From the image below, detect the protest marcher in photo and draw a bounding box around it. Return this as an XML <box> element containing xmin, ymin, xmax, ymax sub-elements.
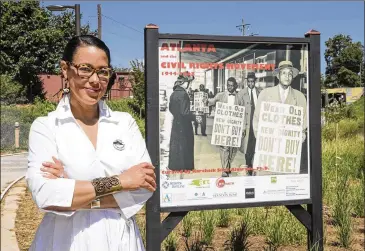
<box><xmin>168</xmin><ymin>74</ymin><xmax>196</xmax><ymax>176</ymax></box>
<box><xmin>208</xmin><ymin>91</ymin><xmax>214</xmax><ymax>115</ymax></box>
<box><xmin>206</xmin><ymin>77</ymin><xmax>246</xmax><ymax>177</ymax></box>
<box><xmin>193</xmin><ymin>84</ymin><xmax>208</xmax><ymax>136</ymax></box>
<box><xmin>238</xmin><ymin>72</ymin><xmax>261</xmax><ymax>175</ymax></box>
<box><xmin>26</xmin><ymin>35</ymin><xmax>156</xmax><ymax>251</ymax></box>
<box><xmin>253</xmin><ymin>60</ymin><xmax>307</xmax><ymax>174</ymax></box>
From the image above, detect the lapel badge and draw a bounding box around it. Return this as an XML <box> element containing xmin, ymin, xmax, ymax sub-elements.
<box><xmin>113</xmin><ymin>139</ymin><xmax>125</xmax><ymax>151</ymax></box>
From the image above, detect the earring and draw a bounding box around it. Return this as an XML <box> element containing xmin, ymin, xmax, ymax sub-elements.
<box><xmin>62</xmin><ymin>78</ymin><xmax>70</xmax><ymax>95</ymax></box>
<box><xmin>102</xmin><ymin>98</ymin><xmax>107</xmax><ymax>109</ymax></box>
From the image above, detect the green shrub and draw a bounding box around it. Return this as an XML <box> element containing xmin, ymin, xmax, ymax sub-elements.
<box><xmin>322</xmin><ymin>119</ymin><xmax>362</xmax><ymax>140</ymax></box>
<box><xmin>324</xmin><ymin>104</ymin><xmax>357</xmax><ymax>124</ymax></box>
<box><xmin>351</xmin><ymin>96</ymin><xmax>364</xmax><ymax>122</ymax></box>
<box><xmin>107</xmin><ymin>98</ymin><xmax>145</xmax><ymax>137</ymax></box>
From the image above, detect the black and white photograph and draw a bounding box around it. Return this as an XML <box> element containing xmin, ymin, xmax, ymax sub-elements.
<box><xmin>158</xmin><ymin>39</ymin><xmax>310</xmax><ymax>207</ymax></box>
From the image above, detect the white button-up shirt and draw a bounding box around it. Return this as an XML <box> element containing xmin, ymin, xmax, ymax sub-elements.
<box><xmin>248</xmin><ymin>87</ymin><xmax>258</xmax><ymax>106</ymax></box>
<box><xmin>279</xmin><ymin>85</ymin><xmax>290</xmax><ymax>103</ymax></box>
<box><xmin>227</xmin><ymin>91</ymin><xmax>236</xmax><ymax>105</ymax></box>
<box><xmin>26</xmin><ymin>95</ymin><xmax>152</xmax><ymax>251</ymax></box>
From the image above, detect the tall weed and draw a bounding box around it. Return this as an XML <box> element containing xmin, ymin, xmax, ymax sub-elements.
<box><xmin>182</xmin><ymin>212</ymin><xmax>194</xmax><ymax>239</ymax></box>
<box><xmin>199</xmin><ymin>211</ymin><xmax>215</xmax><ymax>245</ymax></box>
<box><xmin>223</xmin><ymin>219</ymin><xmax>252</xmax><ymax>251</ymax></box>
<box><xmin>265</xmin><ymin>207</ymin><xmax>286</xmax><ymax>248</ymax></box>
<box><xmin>350</xmin><ymin>174</ymin><xmax>365</xmax><ymax>217</ymax></box>
<box><xmin>163</xmin><ymin>231</ymin><xmax>179</xmax><ymax>251</ymax></box>
<box><xmin>216</xmin><ymin>209</ymin><xmax>230</xmax><ymax>227</ymax></box>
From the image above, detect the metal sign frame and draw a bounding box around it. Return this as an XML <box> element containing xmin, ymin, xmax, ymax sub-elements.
<box><xmin>144</xmin><ymin>24</ymin><xmax>322</xmax><ymax>251</ymax></box>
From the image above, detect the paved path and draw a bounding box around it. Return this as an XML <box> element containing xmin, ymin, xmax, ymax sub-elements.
<box><xmin>1</xmin><ymin>153</ymin><xmax>28</xmax><ymax>192</ymax></box>
<box><xmin>1</xmin><ymin>179</ymin><xmax>26</xmax><ymax>251</ymax></box>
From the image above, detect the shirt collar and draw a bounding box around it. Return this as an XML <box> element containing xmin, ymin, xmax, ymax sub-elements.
<box><xmin>226</xmin><ymin>91</ymin><xmax>237</xmax><ymax>95</ymax></box>
<box><xmin>55</xmin><ymin>94</ymin><xmax>115</xmax><ymax>121</ymax></box>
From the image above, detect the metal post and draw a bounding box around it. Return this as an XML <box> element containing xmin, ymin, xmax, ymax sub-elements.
<box><xmin>144</xmin><ymin>23</ymin><xmax>161</xmax><ymax>251</ymax></box>
<box><xmin>75</xmin><ymin>4</ymin><xmax>81</xmax><ymax>36</ymax></box>
<box><xmin>305</xmin><ymin>29</ymin><xmax>323</xmax><ymax>251</ymax></box>
<box><xmin>97</xmin><ymin>4</ymin><xmax>102</xmax><ymax>39</ymax></box>
<box><xmin>14</xmin><ymin>122</ymin><xmax>20</xmax><ymax>149</ymax></box>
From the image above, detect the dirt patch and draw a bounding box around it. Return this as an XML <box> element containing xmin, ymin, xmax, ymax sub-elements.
<box><xmin>15</xmin><ymin>187</ymin><xmax>45</xmax><ymax>251</ymax></box>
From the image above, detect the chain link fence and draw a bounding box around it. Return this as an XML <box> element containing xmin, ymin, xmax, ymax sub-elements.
<box><xmin>1</xmin><ymin>106</ymin><xmax>32</xmax><ymax>150</ymax></box>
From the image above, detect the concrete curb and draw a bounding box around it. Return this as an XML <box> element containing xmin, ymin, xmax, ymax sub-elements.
<box><xmin>1</xmin><ymin>178</ymin><xmax>26</xmax><ymax>251</ymax></box>
<box><xmin>1</xmin><ymin>176</ymin><xmax>25</xmax><ymax>201</ymax></box>
<box><xmin>0</xmin><ymin>152</ymin><xmax>28</xmax><ymax>157</ymax></box>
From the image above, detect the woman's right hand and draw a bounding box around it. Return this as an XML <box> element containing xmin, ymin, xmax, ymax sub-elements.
<box><xmin>118</xmin><ymin>162</ymin><xmax>156</xmax><ymax>192</ymax></box>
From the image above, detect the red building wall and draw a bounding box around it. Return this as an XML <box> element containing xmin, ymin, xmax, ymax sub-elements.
<box><xmin>39</xmin><ymin>71</ymin><xmax>133</xmax><ymax>102</ymax></box>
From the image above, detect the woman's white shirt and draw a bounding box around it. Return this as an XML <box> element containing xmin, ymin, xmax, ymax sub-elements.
<box><xmin>26</xmin><ymin>95</ymin><xmax>152</xmax><ymax>251</ymax></box>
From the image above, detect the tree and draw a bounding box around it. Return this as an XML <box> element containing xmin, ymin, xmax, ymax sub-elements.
<box><xmin>324</xmin><ymin>34</ymin><xmax>363</xmax><ymax>88</ymax></box>
<box><xmin>0</xmin><ymin>2</ymin><xmax>96</xmax><ymax>103</ymax></box>
<box><xmin>129</xmin><ymin>60</ymin><xmax>145</xmax><ymax>118</ymax></box>
<box><xmin>113</xmin><ymin>66</ymin><xmax>130</xmax><ymax>72</ymax></box>
<box><xmin>0</xmin><ymin>75</ymin><xmax>27</xmax><ymax>105</ymax></box>
<box><xmin>320</xmin><ymin>73</ymin><xmax>325</xmax><ymax>89</ymax></box>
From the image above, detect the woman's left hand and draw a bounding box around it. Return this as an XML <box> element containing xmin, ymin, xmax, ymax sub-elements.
<box><xmin>41</xmin><ymin>156</ymin><xmax>68</xmax><ymax>179</ymax></box>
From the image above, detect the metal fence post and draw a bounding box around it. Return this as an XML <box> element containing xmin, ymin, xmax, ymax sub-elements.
<box><xmin>14</xmin><ymin>122</ymin><xmax>20</xmax><ymax>148</ymax></box>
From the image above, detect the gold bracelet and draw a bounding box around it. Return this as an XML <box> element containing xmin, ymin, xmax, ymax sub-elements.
<box><xmin>91</xmin><ymin>175</ymin><xmax>123</xmax><ymax>199</ymax></box>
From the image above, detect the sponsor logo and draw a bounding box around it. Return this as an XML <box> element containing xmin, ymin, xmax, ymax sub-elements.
<box><xmin>271</xmin><ymin>177</ymin><xmax>277</xmax><ymax>184</ymax></box>
<box><xmin>215</xmin><ymin>178</ymin><xmax>234</xmax><ymax>188</ymax></box>
<box><xmin>245</xmin><ymin>188</ymin><xmax>255</xmax><ymax>199</ymax></box>
<box><xmin>189</xmin><ymin>179</ymin><xmax>210</xmax><ymax>188</ymax></box>
<box><xmin>188</xmin><ymin>191</ymin><xmax>211</xmax><ymax>200</ymax></box>
<box><xmin>213</xmin><ymin>191</ymin><xmax>237</xmax><ymax>198</ymax></box>
<box><xmin>162</xmin><ymin>181</ymin><xmax>185</xmax><ymax>189</ymax></box>
<box><xmin>263</xmin><ymin>189</ymin><xmax>285</xmax><ymax>195</ymax></box>
<box><xmin>162</xmin><ymin>181</ymin><xmax>169</xmax><ymax>189</ymax></box>
<box><xmin>162</xmin><ymin>193</ymin><xmax>172</xmax><ymax>203</ymax></box>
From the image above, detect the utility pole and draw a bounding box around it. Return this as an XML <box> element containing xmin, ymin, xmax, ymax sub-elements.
<box><xmin>97</xmin><ymin>4</ymin><xmax>102</xmax><ymax>39</ymax></box>
<box><xmin>75</xmin><ymin>4</ymin><xmax>81</xmax><ymax>36</ymax></box>
<box><xmin>236</xmin><ymin>18</ymin><xmax>250</xmax><ymax>36</ymax></box>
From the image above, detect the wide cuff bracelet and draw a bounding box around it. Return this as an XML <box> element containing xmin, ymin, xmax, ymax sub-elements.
<box><xmin>91</xmin><ymin>175</ymin><xmax>123</xmax><ymax>198</ymax></box>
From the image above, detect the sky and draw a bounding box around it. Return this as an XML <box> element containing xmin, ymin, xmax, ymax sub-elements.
<box><xmin>41</xmin><ymin>1</ymin><xmax>364</xmax><ymax>73</ymax></box>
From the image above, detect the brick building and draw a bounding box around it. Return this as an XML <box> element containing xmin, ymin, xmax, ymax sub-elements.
<box><xmin>39</xmin><ymin>71</ymin><xmax>133</xmax><ymax>102</ymax></box>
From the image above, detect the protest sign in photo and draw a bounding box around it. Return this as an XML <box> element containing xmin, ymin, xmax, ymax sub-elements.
<box><xmin>253</xmin><ymin>102</ymin><xmax>304</xmax><ymax>173</ymax></box>
<box><xmin>211</xmin><ymin>102</ymin><xmax>245</xmax><ymax>148</ymax></box>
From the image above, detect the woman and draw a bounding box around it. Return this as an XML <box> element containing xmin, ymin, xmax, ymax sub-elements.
<box><xmin>26</xmin><ymin>35</ymin><xmax>156</xmax><ymax>251</ymax></box>
<box><xmin>168</xmin><ymin>75</ymin><xmax>195</xmax><ymax>175</ymax></box>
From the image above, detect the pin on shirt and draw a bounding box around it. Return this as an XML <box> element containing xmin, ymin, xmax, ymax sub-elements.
<box><xmin>113</xmin><ymin>139</ymin><xmax>125</xmax><ymax>151</ymax></box>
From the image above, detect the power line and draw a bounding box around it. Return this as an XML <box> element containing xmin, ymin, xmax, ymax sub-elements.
<box><xmin>101</xmin><ymin>14</ymin><xmax>143</xmax><ymax>35</ymax></box>
<box><xmin>236</xmin><ymin>18</ymin><xmax>251</xmax><ymax>36</ymax></box>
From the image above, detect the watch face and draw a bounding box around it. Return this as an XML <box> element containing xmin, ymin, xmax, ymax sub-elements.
<box><xmin>91</xmin><ymin>199</ymin><xmax>101</xmax><ymax>209</ymax></box>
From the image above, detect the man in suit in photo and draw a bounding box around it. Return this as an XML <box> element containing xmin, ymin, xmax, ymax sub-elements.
<box><xmin>206</xmin><ymin>77</ymin><xmax>247</xmax><ymax>177</ymax></box>
<box><xmin>193</xmin><ymin>84</ymin><xmax>208</xmax><ymax>136</ymax></box>
<box><xmin>252</xmin><ymin>60</ymin><xmax>307</xmax><ymax>174</ymax></box>
<box><xmin>238</xmin><ymin>72</ymin><xmax>261</xmax><ymax>176</ymax></box>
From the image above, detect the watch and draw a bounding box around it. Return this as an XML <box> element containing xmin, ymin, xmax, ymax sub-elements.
<box><xmin>91</xmin><ymin>198</ymin><xmax>101</xmax><ymax>209</ymax></box>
